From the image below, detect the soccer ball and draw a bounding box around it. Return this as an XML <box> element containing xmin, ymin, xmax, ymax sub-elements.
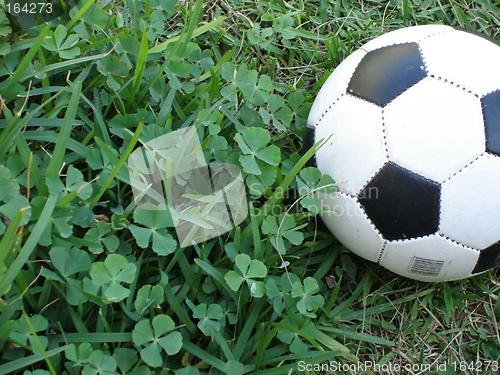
<box><xmin>306</xmin><ymin>25</ymin><xmax>500</xmax><ymax>282</ymax></box>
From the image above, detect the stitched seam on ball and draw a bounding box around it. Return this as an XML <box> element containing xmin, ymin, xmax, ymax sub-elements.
<box><xmin>441</xmin><ymin>151</ymin><xmax>486</xmax><ymax>184</ymax></box>
<box><xmin>381</xmin><ymin>108</ymin><xmax>390</xmax><ymax>161</ymax></box>
<box><xmin>313</xmin><ymin>93</ymin><xmax>346</xmax><ymax>128</ymax></box>
<box><xmin>388</xmin><ymin>160</ymin><xmax>440</xmax><ymax>185</ymax></box>
<box><xmin>348</xmin><ymin>76</ymin><xmax>427</xmax><ymax>107</ymax></box>
<box><xmin>417</xmin><ymin>31</ymin><xmax>483</xmax><ymax>99</ymax></box>
<box><xmin>480</xmin><ymin>90</ymin><xmax>500</xmax><ymax>157</ymax></box>
<box><xmin>356</xmin><ymin>160</ymin><xmax>386</xmax><ymax>198</ymax></box>
<box><xmin>427</xmin><ymin>74</ymin><xmax>480</xmax><ymax>98</ymax></box>
<box><xmin>355</xmin><ymin>159</ymin><xmax>389</xmax><ymax>198</ymax></box>
<box><xmin>416</xmin><ymin>27</ymin><xmax>454</xmax><ymax>44</ymax></box>
<box><xmin>325</xmin><ymin>189</ymin><xmax>385</xmax><ymax>241</ymax></box>
<box><xmin>355</xmin><ymin>193</ymin><xmax>386</xmax><ymax>240</ymax></box>
<box><xmin>481</xmin><ymin>88</ymin><xmax>500</xmax><ymax>99</ymax></box>
<box><xmin>436</xmin><ymin>232</ymin><xmax>481</xmax><ymax>252</ymax></box>
<box><xmin>336</xmin><ymin>183</ymin><xmax>354</xmax><ymax>198</ymax></box>
<box><xmin>353</xmin><ymin>111</ymin><xmax>389</xmax><ymax>196</ymax></box>
<box><xmin>376</xmin><ymin>241</ymin><xmax>388</xmax><ymax>264</ymax></box>
<box><xmin>418</xmin><ymin>27</ymin><xmax>454</xmax><ymax>75</ymax></box>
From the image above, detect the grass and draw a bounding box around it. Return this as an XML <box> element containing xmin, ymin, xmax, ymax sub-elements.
<box><xmin>0</xmin><ymin>0</ymin><xmax>499</xmax><ymax>374</ymax></box>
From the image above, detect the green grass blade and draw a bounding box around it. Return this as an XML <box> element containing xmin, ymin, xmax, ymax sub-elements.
<box><xmin>91</xmin><ymin>118</ymin><xmax>144</xmax><ymax>204</ymax></box>
<box><xmin>23</xmin><ymin>130</ymin><xmax>89</xmax><ymax>158</ymax></box>
<box><xmin>19</xmin><ymin>52</ymin><xmax>110</xmax><ymax>83</ymax></box>
<box><xmin>320</xmin><ymin>326</ymin><xmax>395</xmax><ymax>346</ymax></box>
<box><xmin>163</xmin><ymin>285</ymin><xmax>198</xmax><ymax>334</ymax></box>
<box><xmin>64</xmin><ymin>0</ymin><xmax>96</xmax><ymax>31</ymax></box>
<box><xmin>0</xmin><ymin>320</ymin><xmax>15</xmax><ymax>352</ymax></box>
<box><xmin>22</xmin><ymin>312</ymin><xmax>57</xmax><ymax>375</ymax></box>
<box><xmin>42</xmin><ymin>81</ymin><xmax>82</xmax><ymax>195</ymax></box>
<box><xmin>0</xmin><ymin>209</ymin><xmax>25</xmax><ymax>271</ymax></box>
<box><xmin>339</xmin><ymin>288</ymin><xmax>433</xmax><ymax>321</ymax></box>
<box><xmin>0</xmin><ymin>87</ymin><xmax>69</xmax><ymax>162</ymax></box>
<box><xmin>182</xmin><ymin>341</ymin><xmax>226</xmax><ymax>372</ymax></box>
<box><xmin>14</xmin><ymin>133</ymin><xmax>44</xmax><ymax>192</ymax></box>
<box><xmin>0</xmin><ymin>345</ymin><xmax>68</xmax><ymax>375</ymax></box>
<box><xmin>0</xmin><ymin>24</ymin><xmax>51</xmax><ymax>103</ymax></box>
<box><xmin>148</xmin><ymin>17</ymin><xmax>226</xmax><ymax>54</ymax></box>
<box><xmin>128</xmin><ymin>29</ymin><xmax>149</xmax><ymax>109</ymax></box>
<box><xmin>233</xmin><ymin>298</ymin><xmax>266</xmax><ymax>361</ymax></box>
<box><xmin>55</xmin><ymin>332</ymin><xmax>132</xmax><ymax>343</ymax></box>
<box><xmin>0</xmin><ymin>194</ymin><xmax>57</xmax><ymax>297</ymax></box>
<box><xmin>79</xmin><ymin>91</ymin><xmax>112</xmax><ymax>146</ymax></box>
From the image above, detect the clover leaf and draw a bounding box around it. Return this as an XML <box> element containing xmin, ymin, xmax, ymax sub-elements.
<box><xmin>296</xmin><ymin>167</ymin><xmax>337</xmax><ymax>213</ymax></box>
<box><xmin>265</xmin><ymin>273</ymin><xmax>300</xmax><ymax>314</ymax></box>
<box><xmin>225</xmin><ymin>254</ymin><xmax>267</xmax><ymax>298</ymax></box>
<box><xmin>66</xmin><ymin>165</ymin><xmax>93</xmax><ymax>200</ymax></box>
<box><xmin>23</xmin><ymin>370</ymin><xmax>51</xmax><ymax>375</ymax></box>
<box><xmin>262</xmin><ymin>214</ymin><xmax>306</xmax><ymax>254</ymax></box>
<box><xmin>219</xmin><ymin>299</ymin><xmax>238</xmax><ymax>327</ymax></box>
<box><xmin>45</xmin><ymin>166</ymin><xmax>93</xmax><ymax>201</ymax></box>
<box><xmin>225</xmin><ymin>360</ymin><xmax>245</xmax><ymax>375</ymax></box>
<box><xmin>134</xmin><ymin>284</ymin><xmax>164</xmax><ymax>315</ymax></box>
<box><xmin>49</xmin><ymin>246</ymin><xmax>91</xmax><ymax>278</ymax></box>
<box><xmin>129</xmin><ymin>207</ymin><xmax>177</xmax><ymax>256</ymax></box>
<box><xmin>291</xmin><ymin>277</ymin><xmax>325</xmax><ymax>318</ymax></box>
<box><xmin>84</xmin><ymin>222</ymin><xmax>119</xmax><ymax>254</ymax></box>
<box><xmin>82</xmin><ymin>350</ymin><xmax>118</xmax><ymax>375</ymax></box>
<box><xmin>42</xmin><ymin>25</ymin><xmax>80</xmax><ymax>59</ymax></box>
<box><xmin>287</xmin><ymin>91</ymin><xmax>311</xmax><ymax>130</ymax></box>
<box><xmin>276</xmin><ymin>315</ymin><xmax>311</xmax><ymax>354</ymax></box>
<box><xmin>277</xmin><ymin>326</ymin><xmax>308</xmax><ymax>354</ymax></box>
<box><xmin>259</xmin><ymin>94</ymin><xmax>293</xmax><ymax>131</ymax></box>
<box><xmin>235</xmin><ymin>127</ymin><xmax>281</xmax><ymax>195</ymax></box>
<box><xmin>187</xmin><ymin>301</ymin><xmax>224</xmax><ymax>336</ymax></box>
<box><xmin>65</xmin><ymin>342</ymin><xmax>93</xmax><ymax>366</ymax></box>
<box><xmin>112</xmin><ymin>348</ymin><xmax>138</xmax><ymax>374</ymax></box>
<box><xmin>234</xmin><ymin>65</ymin><xmax>272</xmax><ymax>106</ymax></box>
<box><xmin>89</xmin><ymin>254</ymin><xmax>137</xmax><ymax>303</ymax></box>
<box><xmin>132</xmin><ymin>314</ymin><xmax>182</xmax><ymax>368</ymax></box>
<box><xmin>175</xmin><ymin>367</ymin><xmax>200</xmax><ymax>375</ymax></box>
<box><xmin>9</xmin><ymin>314</ymin><xmax>48</xmax><ymax>354</ymax></box>
<box><xmin>235</xmin><ymin>127</ymin><xmax>281</xmax><ymax>175</ymax></box>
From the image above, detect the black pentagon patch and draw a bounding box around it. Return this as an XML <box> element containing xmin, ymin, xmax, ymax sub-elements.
<box><xmin>481</xmin><ymin>90</ymin><xmax>500</xmax><ymax>156</ymax></box>
<box><xmin>472</xmin><ymin>241</ymin><xmax>500</xmax><ymax>274</ymax></box>
<box><xmin>303</xmin><ymin>126</ymin><xmax>317</xmax><ymax>167</ymax></box>
<box><xmin>359</xmin><ymin>162</ymin><xmax>440</xmax><ymax>241</ymax></box>
<box><xmin>347</xmin><ymin>43</ymin><xmax>427</xmax><ymax>107</ymax></box>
